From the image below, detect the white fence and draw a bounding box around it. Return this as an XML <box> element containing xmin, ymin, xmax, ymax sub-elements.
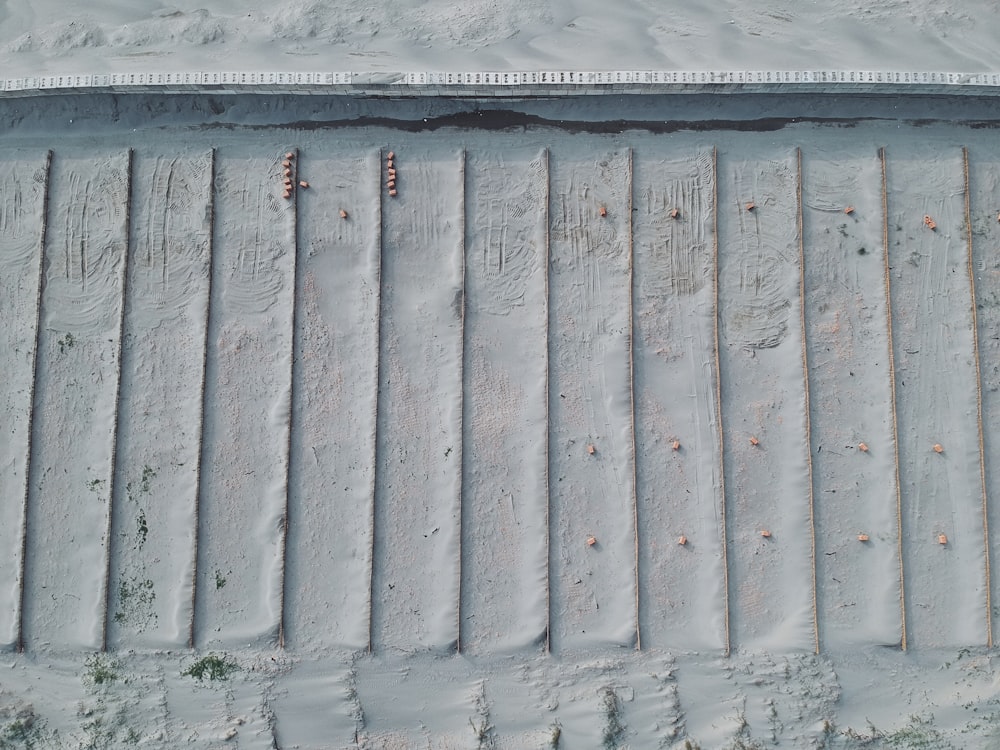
<box><xmin>2</xmin><ymin>70</ymin><xmax>1000</xmax><ymax>96</ymax></box>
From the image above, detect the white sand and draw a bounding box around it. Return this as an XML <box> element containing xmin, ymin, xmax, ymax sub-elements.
<box><xmin>3</xmin><ymin>2</ymin><xmax>1000</xmax><ymax>748</ymax></box>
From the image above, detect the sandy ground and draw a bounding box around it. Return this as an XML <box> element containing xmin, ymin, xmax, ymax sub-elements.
<box><xmin>1</xmin><ymin>0</ymin><xmax>1000</xmax><ymax>723</ymax></box>
<box><xmin>2</xmin><ymin>92</ymin><xmax>1000</xmax><ymax>747</ymax></box>
<box><xmin>3</xmin><ymin>0</ymin><xmax>1000</xmax><ymax>79</ymax></box>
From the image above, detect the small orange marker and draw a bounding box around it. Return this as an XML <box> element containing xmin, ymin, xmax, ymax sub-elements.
<box><xmin>858</xmin><ymin>442</ymin><xmax>869</xmax><ymax>452</ymax></box>
<box><xmin>678</xmin><ymin>535</ymin><xmax>687</xmax><ymax>546</ymax></box>
<box><xmin>672</xmin><ymin>440</ymin><xmax>681</xmax><ymax>451</ymax></box>
<box><xmin>669</xmin><ymin>208</ymin><xmax>680</xmax><ymax>219</ymax></box>
<box><xmin>282</xmin><ymin>190</ymin><xmax>291</xmax><ymax>200</ymax></box>
<box><xmin>285</xmin><ymin>152</ymin><xmax>294</xmax><ymax>160</ymax></box>
<box><xmin>387</xmin><ymin>180</ymin><xmax>396</xmax><ymax>189</ymax></box>
<box><xmin>845</xmin><ymin>206</ymin><xmax>855</xmax><ymax>215</ymax></box>
<box><xmin>389</xmin><ymin>189</ymin><xmax>397</xmax><ymax>197</ymax></box>
<box><xmin>387</xmin><ymin>159</ymin><xmax>394</xmax><ymax>169</ymax></box>
<box><xmin>387</xmin><ymin>151</ymin><xmax>394</xmax><ymax>160</ymax></box>
<box><xmin>760</xmin><ymin>529</ymin><xmax>772</xmax><ymax>538</ymax></box>
<box><xmin>339</xmin><ymin>209</ymin><xmax>348</xmax><ymax>219</ymax></box>
<box><xmin>586</xmin><ymin>444</ymin><xmax>596</xmax><ymax>455</ymax></box>
<box><xmin>938</xmin><ymin>533</ymin><xmax>948</xmax><ymax>545</ymax></box>
<box><xmin>281</xmin><ymin>159</ymin><xmax>291</xmax><ymax>168</ymax></box>
<box><xmin>283</xmin><ymin>168</ymin><xmax>292</xmax><ymax>177</ymax></box>
<box><xmin>299</xmin><ymin>181</ymin><xmax>309</xmax><ymax>189</ymax></box>
<box><xmin>599</xmin><ymin>206</ymin><xmax>607</xmax><ymax>217</ymax></box>
<box><xmin>857</xmin><ymin>533</ymin><xmax>870</xmax><ymax>542</ymax></box>
<box><xmin>933</xmin><ymin>443</ymin><xmax>944</xmax><ymax>453</ymax></box>
<box><xmin>745</xmin><ymin>201</ymin><xmax>756</xmax><ymax>212</ymax></box>
<box><xmin>749</xmin><ymin>436</ymin><xmax>760</xmax><ymax>446</ymax></box>
<box><xmin>586</xmin><ymin>535</ymin><xmax>597</xmax><ymax>547</ymax></box>
<box><xmin>923</xmin><ymin>215</ymin><xmax>936</xmax><ymax>230</ymax></box>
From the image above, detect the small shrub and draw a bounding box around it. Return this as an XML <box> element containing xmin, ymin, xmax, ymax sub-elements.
<box><xmin>182</xmin><ymin>654</ymin><xmax>239</xmax><ymax>682</ymax></box>
<box><xmin>82</xmin><ymin>655</ymin><xmax>120</xmax><ymax>687</ymax></box>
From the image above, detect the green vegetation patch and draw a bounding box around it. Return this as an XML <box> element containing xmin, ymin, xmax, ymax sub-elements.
<box><xmin>182</xmin><ymin>654</ymin><xmax>239</xmax><ymax>682</ymax></box>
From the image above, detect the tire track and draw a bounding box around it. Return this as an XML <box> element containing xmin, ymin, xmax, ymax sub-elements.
<box><xmin>460</xmin><ymin>145</ymin><xmax>549</xmax><ymax>655</ymax></box>
<box><xmin>632</xmin><ymin>146</ymin><xmax>728</xmax><ymax>652</ymax></box>
<box><xmin>106</xmin><ymin>150</ymin><xmax>213</xmax><ymax>650</ymax></box>
<box><xmin>284</xmin><ymin>148</ymin><xmax>381</xmax><ymax>652</ymax></box>
<box><xmin>369</xmin><ymin>144</ymin><xmax>465</xmax><ymax>653</ymax></box>
<box><xmin>547</xmin><ymin>145</ymin><xmax>636</xmax><ymax>652</ymax></box>
<box><xmin>21</xmin><ymin>150</ymin><xmax>130</xmax><ymax>651</ymax></box>
<box><xmin>801</xmin><ymin>144</ymin><xmax>904</xmax><ymax>649</ymax></box>
<box><xmin>718</xmin><ymin>150</ymin><xmax>816</xmax><ymax>652</ymax></box>
<box><xmin>887</xmin><ymin>147</ymin><xmax>987</xmax><ymax>648</ymax></box>
<box><xmin>193</xmin><ymin>148</ymin><xmax>295</xmax><ymax>648</ymax></box>
<box><xmin>12</xmin><ymin>150</ymin><xmax>51</xmax><ymax>653</ymax></box>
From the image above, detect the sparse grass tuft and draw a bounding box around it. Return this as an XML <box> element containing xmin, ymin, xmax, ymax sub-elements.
<box><xmin>182</xmin><ymin>654</ymin><xmax>239</xmax><ymax>682</ymax></box>
<box><xmin>56</xmin><ymin>333</ymin><xmax>75</xmax><ymax>354</ymax></box>
<box><xmin>82</xmin><ymin>655</ymin><xmax>120</xmax><ymax>687</ymax></box>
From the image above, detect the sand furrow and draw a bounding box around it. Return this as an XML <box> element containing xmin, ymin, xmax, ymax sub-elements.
<box><xmin>887</xmin><ymin>148</ymin><xmax>989</xmax><ymax>648</ymax></box>
<box><xmin>0</xmin><ymin>151</ymin><xmax>49</xmax><ymax>651</ymax></box>
<box><xmin>21</xmin><ymin>150</ymin><xmax>130</xmax><ymax>652</ymax></box>
<box><xmin>632</xmin><ymin>148</ymin><xmax>728</xmax><ymax>652</ymax></box>
<box><xmin>548</xmin><ymin>144</ymin><xmax>637</xmax><ymax>651</ymax></box>
<box><xmin>968</xmin><ymin>145</ymin><xmax>1000</xmax><ymax>650</ymax></box>
<box><xmin>193</xmin><ymin>147</ymin><xmax>295</xmax><ymax>648</ymax></box>
<box><xmin>719</xmin><ymin>149</ymin><xmax>816</xmax><ymax>652</ymax></box>
<box><xmin>105</xmin><ymin>149</ymin><xmax>213</xmax><ymax>650</ymax></box>
<box><xmin>370</xmin><ymin>144</ymin><xmax>465</xmax><ymax>653</ymax></box>
<box><xmin>283</xmin><ymin>146</ymin><xmax>380</xmax><ymax>651</ymax></box>
<box><xmin>460</xmin><ymin>145</ymin><xmax>549</xmax><ymax>654</ymax></box>
<box><xmin>802</xmin><ymin>145</ymin><xmax>904</xmax><ymax>648</ymax></box>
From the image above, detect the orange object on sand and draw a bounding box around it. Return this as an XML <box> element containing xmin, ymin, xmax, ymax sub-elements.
<box><xmin>924</xmin><ymin>215</ymin><xmax>937</xmax><ymax>230</ymax></box>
